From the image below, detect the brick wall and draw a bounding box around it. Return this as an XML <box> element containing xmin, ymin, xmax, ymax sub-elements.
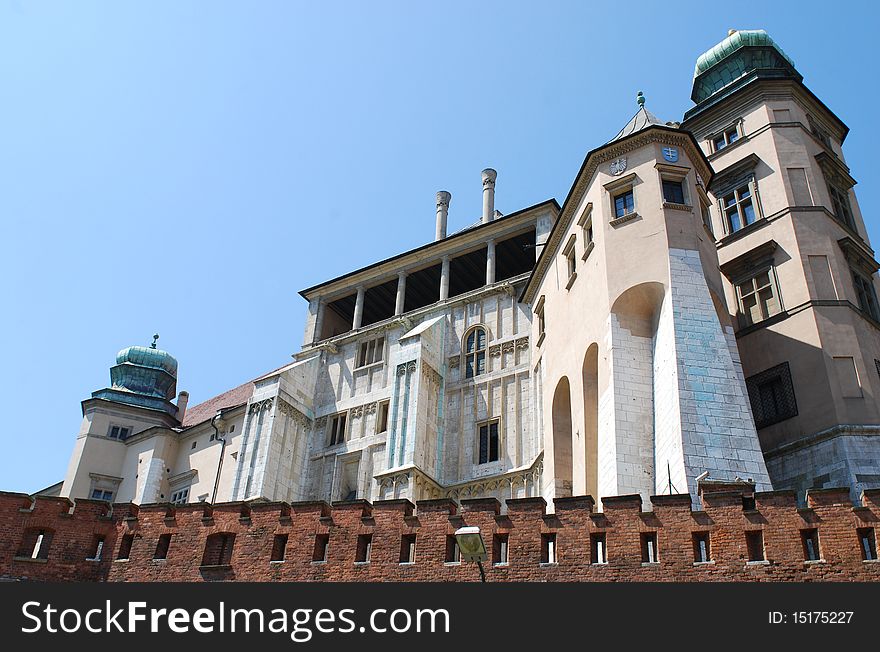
<box><xmin>1</xmin><ymin>488</ymin><xmax>879</xmax><ymax>582</ymax></box>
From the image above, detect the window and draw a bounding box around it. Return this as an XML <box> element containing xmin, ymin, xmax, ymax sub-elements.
<box><xmin>328</xmin><ymin>413</ymin><xmax>347</xmax><ymax>446</ymax></box>
<box><xmin>376</xmin><ymin>400</ymin><xmax>390</xmax><ymax>434</ymax></box>
<box><xmin>736</xmin><ymin>269</ymin><xmax>781</xmax><ymax>326</ymax></box>
<box><xmin>693</xmin><ymin>532</ymin><xmax>711</xmax><ymax>563</ymax></box>
<box><xmin>852</xmin><ymin>271</ymin><xmax>880</xmax><ymax>321</ymax></box>
<box><xmin>722</xmin><ymin>183</ymin><xmax>757</xmax><ymax>233</ymax></box>
<box><xmin>641</xmin><ymin>532</ymin><xmax>658</xmax><ymax>564</ymax></box>
<box><xmin>827</xmin><ymin>181</ymin><xmax>855</xmax><ymax>230</ymax></box>
<box><xmin>18</xmin><ymin>528</ymin><xmax>53</xmax><ymax>560</ymax></box>
<box><xmin>541</xmin><ymin>533</ymin><xmax>557</xmax><ymax>564</ymax></box>
<box><xmin>313</xmin><ymin>534</ymin><xmax>329</xmax><ymax>562</ymax></box>
<box><xmin>662</xmin><ymin>179</ymin><xmax>686</xmax><ymax>205</ymax></box>
<box><xmin>170</xmin><ymin>488</ymin><xmax>189</xmax><ymax>505</ymax></box>
<box><xmin>356</xmin><ymin>336</ymin><xmax>385</xmax><ymax>368</ymax></box>
<box><xmin>478</xmin><ymin>420</ymin><xmax>500</xmax><ymax>465</ymax></box>
<box><xmin>355</xmin><ymin>534</ymin><xmax>372</xmax><ymax>563</ymax></box>
<box><xmin>464</xmin><ymin>327</ymin><xmax>487</xmax><ymax>379</ymax></box>
<box><xmin>590</xmin><ymin>533</ymin><xmax>607</xmax><ymax>564</ymax></box>
<box><xmin>746</xmin><ymin>362</ymin><xmax>798</xmax><ymax>429</ymax></box>
<box><xmin>613</xmin><ymin>189</ymin><xmax>634</xmax><ymax>218</ymax></box>
<box><xmin>858</xmin><ymin>528</ymin><xmax>877</xmax><ymax>561</ymax></box>
<box><xmin>90</xmin><ymin>489</ymin><xmax>114</xmax><ymax>501</ymax></box>
<box><xmin>712</xmin><ymin>125</ymin><xmax>740</xmax><ymax>151</ymax></box>
<box><xmin>117</xmin><ymin>533</ymin><xmax>134</xmax><ymax>561</ymax></box>
<box><xmin>746</xmin><ymin>530</ymin><xmax>765</xmax><ymax>562</ymax></box>
<box><xmin>578</xmin><ymin>203</ymin><xmax>594</xmax><ymax>254</ymax></box>
<box><xmin>107</xmin><ymin>425</ymin><xmax>131</xmax><ymax>440</ymax></box>
<box><xmin>87</xmin><ymin>535</ymin><xmax>105</xmax><ymax>561</ymax></box>
<box><xmin>808</xmin><ymin>114</ymin><xmax>832</xmax><ymax>149</ymax></box>
<box><xmin>445</xmin><ymin>535</ymin><xmax>460</xmax><ymax>563</ymax></box>
<box><xmin>493</xmin><ymin>534</ymin><xmax>509</xmax><ymax>565</ymax></box>
<box><xmin>801</xmin><ymin>529</ymin><xmax>820</xmax><ymax>561</ymax></box>
<box><xmin>562</xmin><ymin>235</ymin><xmax>576</xmax><ymax>286</ymax></box>
<box><xmin>271</xmin><ymin>534</ymin><xmax>288</xmax><ymax>562</ymax></box>
<box><xmin>535</xmin><ymin>297</ymin><xmax>546</xmax><ymax>345</ymax></box>
<box><xmin>202</xmin><ymin>533</ymin><xmax>235</xmax><ymax>566</ymax></box>
<box><xmin>154</xmin><ymin>533</ymin><xmax>172</xmax><ymax>560</ymax></box>
<box><xmin>400</xmin><ymin>534</ymin><xmax>416</xmax><ymax>563</ymax></box>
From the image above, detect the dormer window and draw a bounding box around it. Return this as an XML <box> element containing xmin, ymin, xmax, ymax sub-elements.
<box><xmin>464</xmin><ymin>326</ymin><xmax>487</xmax><ymax>379</ymax></box>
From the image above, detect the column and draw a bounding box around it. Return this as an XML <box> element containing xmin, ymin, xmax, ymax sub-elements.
<box><xmin>395</xmin><ymin>272</ymin><xmax>407</xmax><ymax>315</ymax></box>
<box><xmin>440</xmin><ymin>255</ymin><xmax>450</xmax><ymax>301</ymax></box>
<box><xmin>486</xmin><ymin>239</ymin><xmax>496</xmax><ymax>285</ymax></box>
<box><xmin>353</xmin><ymin>286</ymin><xmax>365</xmax><ymax>330</ymax></box>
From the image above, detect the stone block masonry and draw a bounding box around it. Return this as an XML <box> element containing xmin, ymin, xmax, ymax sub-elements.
<box><xmin>1</xmin><ymin>489</ymin><xmax>878</xmax><ymax>582</ymax></box>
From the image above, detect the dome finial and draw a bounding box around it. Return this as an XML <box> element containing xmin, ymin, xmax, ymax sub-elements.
<box><xmin>728</xmin><ymin>28</ymin><xmax>737</xmax><ymax>36</ymax></box>
<box><xmin>636</xmin><ymin>90</ymin><xmax>645</xmax><ymax>108</ymax></box>
<box><xmin>151</xmin><ymin>333</ymin><xmax>159</xmax><ymax>349</ymax></box>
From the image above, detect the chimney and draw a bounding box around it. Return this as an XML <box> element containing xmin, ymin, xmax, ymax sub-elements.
<box><xmin>435</xmin><ymin>191</ymin><xmax>451</xmax><ymax>241</ymax></box>
<box><xmin>481</xmin><ymin>168</ymin><xmax>497</xmax><ymax>224</ymax></box>
<box><xmin>177</xmin><ymin>391</ymin><xmax>189</xmax><ymax>423</ymax></box>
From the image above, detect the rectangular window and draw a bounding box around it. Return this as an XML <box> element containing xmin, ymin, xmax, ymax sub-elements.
<box><xmin>107</xmin><ymin>425</ymin><xmax>131</xmax><ymax>440</ymax></box>
<box><xmin>356</xmin><ymin>336</ymin><xmax>385</xmax><ymax>368</ymax></box>
<box><xmin>858</xmin><ymin>528</ymin><xmax>877</xmax><ymax>561</ymax></box>
<box><xmin>312</xmin><ymin>534</ymin><xmax>329</xmax><ymax>562</ymax></box>
<box><xmin>787</xmin><ymin>168</ymin><xmax>813</xmax><ymax>205</ymax></box>
<box><xmin>117</xmin><ymin>533</ymin><xmax>134</xmax><ymax>561</ymax></box>
<box><xmin>662</xmin><ymin>179</ymin><xmax>686</xmax><ymax>205</ymax></box>
<box><xmin>736</xmin><ymin>269</ymin><xmax>781</xmax><ymax>326</ymax></box>
<box><xmin>713</xmin><ymin>125</ymin><xmax>740</xmax><ymax>151</ymax></box>
<box><xmin>827</xmin><ymin>181</ymin><xmax>855</xmax><ymax>230</ymax></box>
<box><xmin>445</xmin><ymin>535</ymin><xmax>460</xmax><ymax>563</ymax></box>
<box><xmin>852</xmin><ymin>271</ymin><xmax>880</xmax><ymax>321</ymax></box>
<box><xmin>563</xmin><ymin>239</ymin><xmax>576</xmax><ymax>282</ymax></box>
<box><xmin>746</xmin><ymin>530</ymin><xmax>765</xmax><ymax>562</ymax></box>
<box><xmin>590</xmin><ymin>533</ymin><xmax>607</xmax><ymax>564</ymax></box>
<box><xmin>541</xmin><ymin>533</ymin><xmax>557</xmax><ymax>564</ymax></box>
<box><xmin>170</xmin><ymin>488</ymin><xmax>189</xmax><ymax>505</ymax></box>
<box><xmin>88</xmin><ymin>535</ymin><xmax>105</xmax><ymax>561</ymax></box>
<box><xmin>271</xmin><ymin>534</ymin><xmax>288</xmax><ymax>562</ymax></box>
<box><xmin>833</xmin><ymin>356</ymin><xmax>863</xmax><ymax>398</ymax></box>
<box><xmin>722</xmin><ymin>183</ymin><xmax>757</xmax><ymax>233</ymax></box>
<box><xmin>536</xmin><ymin>298</ymin><xmax>546</xmax><ymax>343</ymax></box>
<box><xmin>693</xmin><ymin>532</ymin><xmax>711</xmax><ymax>563</ymax></box>
<box><xmin>355</xmin><ymin>534</ymin><xmax>372</xmax><ymax>563</ymax></box>
<box><xmin>400</xmin><ymin>534</ymin><xmax>416</xmax><ymax>563</ymax></box>
<box><xmin>613</xmin><ymin>189</ymin><xmax>634</xmax><ymax>218</ymax></box>
<box><xmin>478</xmin><ymin>420</ymin><xmax>500</xmax><ymax>465</ymax></box>
<box><xmin>801</xmin><ymin>529</ymin><xmax>820</xmax><ymax>561</ymax></box>
<box><xmin>90</xmin><ymin>489</ymin><xmax>114</xmax><ymax>501</ymax></box>
<box><xmin>641</xmin><ymin>532</ymin><xmax>658</xmax><ymax>564</ymax></box>
<box><xmin>328</xmin><ymin>413</ymin><xmax>347</xmax><ymax>446</ymax></box>
<box><xmin>493</xmin><ymin>534</ymin><xmax>509</xmax><ymax>565</ymax></box>
<box><xmin>376</xmin><ymin>400</ymin><xmax>390</xmax><ymax>434</ymax></box>
<box><xmin>746</xmin><ymin>362</ymin><xmax>798</xmax><ymax>429</ymax></box>
<box><xmin>154</xmin><ymin>533</ymin><xmax>172</xmax><ymax>560</ymax></box>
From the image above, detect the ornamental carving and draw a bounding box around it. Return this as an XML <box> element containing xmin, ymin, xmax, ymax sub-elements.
<box><xmin>248</xmin><ymin>397</ymin><xmax>274</xmax><ymax>414</ymax></box>
<box><xmin>397</xmin><ymin>360</ymin><xmax>418</xmax><ymax>376</ymax></box>
<box><xmin>488</xmin><ymin>344</ymin><xmax>502</xmax><ymax>357</ymax></box>
<box><xmin>277</xmin><ymin>398</ymin><xmax>311</xmax><ymax>428</ymax></box>
<box><xmin>610</xmin><ymin>157</ymin><xmax>628</xmax><ymax>175</ymax></box>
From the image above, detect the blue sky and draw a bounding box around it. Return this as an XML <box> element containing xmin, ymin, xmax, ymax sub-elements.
<box><xmin>1</xmin><ymin>1</ymin><xmax>877</xmax><ymax>492</ymax></box>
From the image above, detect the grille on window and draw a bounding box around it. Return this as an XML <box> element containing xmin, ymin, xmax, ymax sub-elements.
<box><xmin>745</xmin><ymin>362</ymin><xmax>798</xmax><ymax>429</ymax></box>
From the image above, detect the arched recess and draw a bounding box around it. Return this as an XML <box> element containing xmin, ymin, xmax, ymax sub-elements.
<box><xmin>581</xmin><ymin>344</ymin><xmax>599</xmax><ymax>501</ymax></box>
<box><xmin>551</xmin><ymin>376</ymin><xmax>573</xmax><ymax>498</ymax></box>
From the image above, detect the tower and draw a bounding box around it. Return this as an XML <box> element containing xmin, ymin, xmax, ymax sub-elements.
<box><xmin>682</xmin><ymin>30</ymin><xmax>880</xmax><ymax>502</ymax></box>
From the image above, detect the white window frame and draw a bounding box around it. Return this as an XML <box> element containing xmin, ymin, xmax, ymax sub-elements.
<box><xmin>734</xmin><ymin>265</ymin><xmax>783</xmax><ymax>328</ymax></box>
<box><xmin>170</xmin><ymin>487</ymin><xmax>190</xmax><ymax>505</ymax></box>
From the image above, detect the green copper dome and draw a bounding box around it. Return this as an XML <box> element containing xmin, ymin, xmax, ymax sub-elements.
<box><xmin>115</xmin><ymin>345</ymin><xmax>178</xmax><ymax>377</ymax></box>
<box><xmin>107</xmin><ymin>336</ymin><xmax>178</xmax><ymax>402</ymax></box>
<box><xmin>694</xmin><ymin>29</ymin><xmax>794</xmax><ymax>79</ymax></box>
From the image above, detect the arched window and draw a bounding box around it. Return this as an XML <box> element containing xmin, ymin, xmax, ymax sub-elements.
<box><xmin>464</xmin><ymin>326</ymin><xmax>487</xmax><ymax>379</ymax></box>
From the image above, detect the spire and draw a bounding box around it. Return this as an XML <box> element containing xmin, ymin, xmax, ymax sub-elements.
<box><xmin>608</xmin><ymin>92</ymin><xmax>668</xmax><ymax>143</ymax></box>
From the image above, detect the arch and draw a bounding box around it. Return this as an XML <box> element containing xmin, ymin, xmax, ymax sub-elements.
<box><xmin>610</xmin><ymin>282</ymin><xmax>665</xmax><ymax>334</ymax></box>
<box><xmin>551</xmin><ymin>376</ymin><xmax>573</xmax><ymax>498</ymax></box>
<box><xmin>581</xmin><ymin>344</ymin><xmax>599</xmax><ymax>501</ymax></box>
<box><xmin>463</xmin><ymin>325</ymin><xmax>488</xmax><ymax>379</ymax></box>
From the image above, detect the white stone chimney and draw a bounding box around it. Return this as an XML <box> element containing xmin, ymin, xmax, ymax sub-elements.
<box><xmin>436</xmin><ymin>191</ymin><xmax>451</xmax><ymax>241</ymax></box>
<box><xmin>177</xmin><ymin>391</ymin><xmax>189</xmax><ymax>423</ymax></box>
<box><xmin>481</xmin><ymin>168</ymin><xmax>497</xmax><ymax>224</ymax></box>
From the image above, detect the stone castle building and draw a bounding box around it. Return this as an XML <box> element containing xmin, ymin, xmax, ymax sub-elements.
<box><xmin>58</xmin><ymin>29</ymin><xmax>880</xmax><ymax>512</ymax></box>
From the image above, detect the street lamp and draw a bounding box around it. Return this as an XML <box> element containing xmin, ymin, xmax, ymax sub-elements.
<box><xmin>454</xmin><ymin>526</ymin><xmax>488</xmax><ymax>583</ymax></box>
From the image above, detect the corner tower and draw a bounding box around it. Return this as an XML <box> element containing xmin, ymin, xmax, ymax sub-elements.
<box><xmin>682</xmin><ymin>30</ymin><xmax>880</xmax><ymax>502</ymax></box>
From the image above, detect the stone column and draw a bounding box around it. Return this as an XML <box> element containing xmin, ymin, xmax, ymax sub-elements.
<box><xmin>486</xmin><ymin>239</ymin><xmax>496</xmax><ymax>285</ymax></box>
<box><xmin>440</xmin><ymin>255</ymin><xmax>450</xmax><ymax>301</ymax></box>
<box><xmin>481</xmin><ymin>168</ymin><xmax>497</xmax><ymax>224</ymax></box>
<box><xmin>395</xmin><ymin>272</ymin><xmax>407</xmax><ymax>315</ymax></box>
<box><xmin>435</xmin><ymin>191</ymin><xmax>451</xmax><ymax>241</ymax></box>
<box><xmin>352</xmin><ymin>286</ymin><xmax>365</xmax><ymax>330</ymax></box>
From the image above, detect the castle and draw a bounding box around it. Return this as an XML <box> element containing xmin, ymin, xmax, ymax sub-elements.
<box><xmin>51</xmin><ymin>29</ymin><xmax>880</xmax><ymax>518</ymax></box>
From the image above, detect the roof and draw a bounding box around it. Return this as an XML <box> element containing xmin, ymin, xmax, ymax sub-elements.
<box><xmin>694</xmin><ymin>29</ymin><xmax>794</xmax><ymax>78</ymax></box>
<box><xmin>181</xmin><ymin>380</ymin><xmax>255</xmax><ymax>428</ymax></box>
<box><xmin>609</xmin><ymin>105</ymin><xmax>668</xmax><ymax>143</ymax></box>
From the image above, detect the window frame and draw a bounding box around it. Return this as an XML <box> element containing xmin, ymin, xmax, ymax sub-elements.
<box><xmin>535</xmin><ymin>296</ymin><xmax>546</xmax><ymax>347</ymax></box>
<box><xmin>463</xmin><ymin>325</ymin><xmax>488</xmax><ymax>380</ymax></box>
<box><xmin>562</xmin><ymin>234</ymin><xmax>577</xmax><ymax>289</ymax></box>
<box><xmin>476</xmin><ymin>418</ymin><xmax>501</xmax><ymax>466</ymax></box>
<box><xmin>327</xmin><ymin>412</ymin><xmax>348</xmax><ymax>447</ymax></box>
<box><xmin>376</xmin><ymin>400</ymin><xmax>390</xmax><ymax>434</ymax></box>
<box><xmin>355</xmin><ymin>335</ymin><xmax>386</xmax><ymax>369</ymax></box>
<box><xmin>745</xmin><ymin>362</ymin><xmax>799</xmax><ymax>430</ymax></box>
<box><xmin>734</xmin><ymin>265</ymin><xmax>783</xmax><ymax>328</ymax></box>
<box><xmin>170</xmin><ymin>487</ymin><xmax>190</xmax><ymax>505</ymax></box>
<box><xmin>577</xmin><ymin>203</ymin><xmax>595</xmax><ymax>261</ymax></box>
<box><xmin>851</xmin><ymin>269</ymin><xmax>880</xmax><ymax>321</ymax></box>
<box><xmin>107</xmin><ymin>424</ymin><xmax>131</xmax><ymax>440</ymax></box>
<box><xmin>720</xmin><ymin>181</ymin><xmax>759</xmax><ymax>234</ymax></box>
<box><xmin>709</xmin><ymin>120</ymin><xmax>742</xmax><ymax>153</ymax></box>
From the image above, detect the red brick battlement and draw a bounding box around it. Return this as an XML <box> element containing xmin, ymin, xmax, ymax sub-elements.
<box><xmin>1</xmin><ymin>488</ymin><xmax>879</xmax><ymax>582</ymax></box>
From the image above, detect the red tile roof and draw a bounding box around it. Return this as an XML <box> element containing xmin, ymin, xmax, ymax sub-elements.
<box><xmin>181</xmin><ymin>381</ymin><xmax>254</xmax><ymax>428</ymax></box>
